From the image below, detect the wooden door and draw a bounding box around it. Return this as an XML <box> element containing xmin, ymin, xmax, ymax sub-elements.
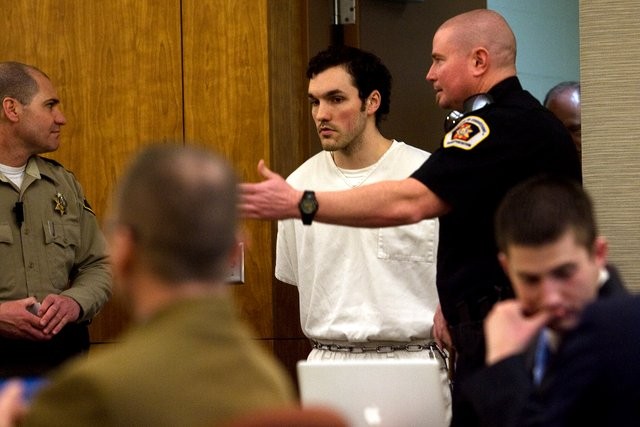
<box><xmin>0</xmin><ymin>0</ymin><xmax>184</xmax><ymax>341</ymax></box>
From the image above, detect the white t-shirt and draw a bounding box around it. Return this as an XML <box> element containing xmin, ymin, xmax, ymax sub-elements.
<box><xmin>276</xmin><ymin>140</ymin><xmax>439</xmax><ymax>343</ymax></box>
<box><xmin>0</xmin><ymin>162</ymin><xmax>26</xmax><ymax>188</ymax></box>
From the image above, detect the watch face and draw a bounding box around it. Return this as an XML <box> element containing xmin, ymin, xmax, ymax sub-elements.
<box><xmin>300</xmin><ymin>198</ymin><xmax>317</xmax><ymax>214</ymax></box>
<box><xmin>299</xmin><ymin>191</ymin><xmax>318</xmax><ymax>225</ymax></box>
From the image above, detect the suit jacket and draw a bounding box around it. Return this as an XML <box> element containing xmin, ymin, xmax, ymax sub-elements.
<box><xmin>23</xmin><ymin>297</ymin><xmax>295</xmax><ymax>427</ymax></box>
<box><xmin>531</xmin><ymin>294</ymin><xmax>640</xmax><ymax>426</ymax></box>
<box><xmin>523</xmin><ymin>266</ymin><xmax>627</xmax><ymax>390</ymax></box>
<box><xmin>461</xmin><ymin>265</ymin><xmax>628</xmax><ymax>427</ymax></box>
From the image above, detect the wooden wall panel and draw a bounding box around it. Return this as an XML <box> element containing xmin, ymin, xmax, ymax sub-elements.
<box><xmin>0</xmin><ymin>1</ymin><xmax>319</xmax><ymax>373</ymax></box>
<box><xmin>181</xmin><ymin>0</ymin><xmax>273</xmax><ymax>338</ymax></box>
<box><xmin>268</xmin><ymin>0</ymin><xmax>312</xmax><ymax>389</ymax></box>
<box><xmin>0</xmin><ymin>0</ymin><xmax>184</xmax><ymax>341</ymax></box>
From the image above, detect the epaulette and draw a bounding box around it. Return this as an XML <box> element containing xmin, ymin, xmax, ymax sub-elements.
<box><xmin>83</xmin><ymin>199</ymin><xmax>96</xmax><ymax>216</ymax></box>
<box><xmin>40</xmin><ymin>156</ymin><xmax>64</xmax><ymax>168</ymax></box>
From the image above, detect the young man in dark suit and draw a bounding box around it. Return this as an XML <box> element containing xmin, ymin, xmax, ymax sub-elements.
<box><xmin>531</xmin><ymin>294</ymin><xmax>640</xmax><ymax>427</ymax></box>
<box><xmin>461</xmin><ymin>175</ymin><xmax>628</xmax><ymax>426</ymax></box>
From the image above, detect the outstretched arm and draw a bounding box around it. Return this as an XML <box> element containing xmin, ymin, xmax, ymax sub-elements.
<box><xmin>240</xmin><ymin>160</ymin><xmax>450</xmax><ymax>227</ymax></box>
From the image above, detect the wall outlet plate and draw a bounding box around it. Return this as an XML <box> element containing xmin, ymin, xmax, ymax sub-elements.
<box><xmin>226</xmin><ymin>242</ymin><xmax>245</xmax><ymax>284</ymax></box>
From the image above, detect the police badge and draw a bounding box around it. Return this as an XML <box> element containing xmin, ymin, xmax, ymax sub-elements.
<box><xmin>54</xmin><ymin>192</ymin><xmax>67</xmax><ymax>216</ymax></box>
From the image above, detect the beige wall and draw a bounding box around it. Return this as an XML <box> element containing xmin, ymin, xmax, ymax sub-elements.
<box><xmin>581</xmin><ymin>0</ymin><xmax>640</xmax><ymax>292</ymax></box>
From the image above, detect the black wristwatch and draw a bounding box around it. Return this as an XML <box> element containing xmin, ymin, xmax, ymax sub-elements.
<box><xmin>298</xmin><ymin>190</ymin><xmax>319</xmax><ymax>225</ymax></box>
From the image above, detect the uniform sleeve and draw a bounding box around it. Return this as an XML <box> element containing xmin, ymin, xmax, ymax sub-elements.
<box><xmin>412</xmin><ymin>108</ymin><xmax>579</xmax><ymax>210</ymax></box>
<box><xmin>412</xmin><ymin>125</ymin><xmax>518</xmax><ymax>209</ymax></box>
<box><xmin>60</xmin><ymin>176</ymin><xmax>112</xmax><ymax>322</ymax></box>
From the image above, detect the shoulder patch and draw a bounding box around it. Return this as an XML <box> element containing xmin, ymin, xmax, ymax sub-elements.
<box><xmin>443</xmin><ymin>116</ymin><xmax>490</xmax><ymax>150</ymax></box>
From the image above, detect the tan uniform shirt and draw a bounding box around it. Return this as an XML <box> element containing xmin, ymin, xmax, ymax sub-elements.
<box><xmin>0</xmin><ymin>156</ymin><xmax>111</xmax><ymax>321</ymax></box>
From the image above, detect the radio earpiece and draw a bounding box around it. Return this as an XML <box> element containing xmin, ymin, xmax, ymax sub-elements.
<box><xmin>444</xmin><ymin>93</ymin><xmax>494</xmax><ymax>132</ymax></box>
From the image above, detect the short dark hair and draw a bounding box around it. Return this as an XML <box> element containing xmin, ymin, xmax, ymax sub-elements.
<box><xmin>113</xmin><ymin>143</ymin><xmax>238</xmax><ymax>283</ymax></box>
<box><xmin>495</xmin><ymin>175</ymin><xmax>595</xmax><ymax>254</ymax></box>
<box><xmin>0</xmin><ymin>61</ymin><xmax>48</xmax><ymax>105</ymax></box>
<box><xmin>306</xmin><ymin>46</ymin><xmax>392</xmax><ymax>126</ymax></box>
<box><xmin>543</xmin><ymin>81</ymin><xmax>580</xmax><ymax>107</ymax></box>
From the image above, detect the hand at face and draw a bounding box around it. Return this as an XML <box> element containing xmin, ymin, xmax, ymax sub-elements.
<box><xmin>38</xmin><ymin>294</ymin><xmax>81</xmax><ymax>335</ymax></box>
<box><xmin>0</xmin><ymin>298</ymin><xmax>51</xmax><ymax>340</ymax></box>
<box><xmin>240</xmin><ymin>160</ymin><xmax>302</xmax><ymax>220</ymax></box>
<box><xmin>484</xmin><ymin>300</ymin><xmax>550</xmax><ymax>365</ymax></box>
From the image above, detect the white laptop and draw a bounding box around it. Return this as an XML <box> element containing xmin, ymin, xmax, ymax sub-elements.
<box><xmin>297</xmin><ymin>358</ymin><xmax>449</xmax><ymax>427</ymax></box>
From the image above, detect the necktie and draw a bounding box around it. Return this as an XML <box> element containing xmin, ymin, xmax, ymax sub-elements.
<box><xmin>533</xmin><ymin>332</ymin><xmax>551</xmax><ymax>385</ymax></box>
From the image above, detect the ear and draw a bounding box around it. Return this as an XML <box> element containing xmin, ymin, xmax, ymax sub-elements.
<box><xmin>592</xmin><ymin>236</ymin><xmax>609</xmax><ymax>268</ymax></box>
<box><xmin>365</xmin><ymin>90</ymin><xmax>381</xmax><ymax>115</ymax></box>
<box><xmin>2</xmin><ymin>97</ymin><xmax>21</xmax><ymax>122</ymax></box>
<box><xmin>497</xmin><ymin>251</ymin><xmax>510</xmax><ymax>275</ymax></box>
<box><xmin>470</xmin><ymin>48</ymin><xmax>489</xmax><ymax>77</ymax></box>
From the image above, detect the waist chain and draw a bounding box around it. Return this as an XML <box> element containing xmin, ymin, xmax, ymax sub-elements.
<box><xmin>311</xmin><ymin>340</ymin><xmax>447</xmax><ymax>359</ymax></box>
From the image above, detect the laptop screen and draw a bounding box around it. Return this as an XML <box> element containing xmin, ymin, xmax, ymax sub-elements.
<box><xmin>297</xmin><ymin>359</ymin><xmax>448</xmax><ymax>427</ymax></box>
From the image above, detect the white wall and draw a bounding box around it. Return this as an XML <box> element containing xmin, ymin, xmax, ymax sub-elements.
<box><xmin>488</xmin><ymin>0</ymin><xmax>579</xmax><ymax>103</ymax></box>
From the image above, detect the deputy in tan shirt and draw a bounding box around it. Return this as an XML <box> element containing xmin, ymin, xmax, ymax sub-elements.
<box><xmin>0</xmin><ymin>62</ymin><xmax>111</xmax><ymax>377</ymax></box>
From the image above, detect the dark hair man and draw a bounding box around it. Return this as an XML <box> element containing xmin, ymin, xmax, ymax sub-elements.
<box><xmin>276</xmin><ymin>45</ymin><xmax>449</xmax><ymax>418</ymax></box>
<box><xmin>461</xmin><ymin>175</ymin><xmax>627</xmax><ymax>426</ymax></box>
<box><xmin>241</xmin><ymin>10</ymin><xmax>581</xmax><ymax>424</ymax></box>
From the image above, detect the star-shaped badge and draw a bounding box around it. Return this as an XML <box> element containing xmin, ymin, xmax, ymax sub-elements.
<box><xmin>54</xmin><ymin>192</ymin><xmax>67</xmax><ymax>216</ymax></box>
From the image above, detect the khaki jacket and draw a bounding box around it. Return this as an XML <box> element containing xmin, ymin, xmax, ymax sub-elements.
<box><xmin>24</xmin><ymin>297</ymin><xmax>295</xmax><ymax>426</ymax></box>
<box><xmin>0</xmin><ymin>156</ymin><xmax>111</xmax><ymax>321</ymax></box>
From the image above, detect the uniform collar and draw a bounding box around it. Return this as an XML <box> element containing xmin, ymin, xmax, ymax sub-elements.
<box><xmin>25</xmin><ymin>156</ymin><xmax>43</xmax><ymax>180</ymax></box>
<box><xmin>487</xmin><ymin>76</ymin><xmax>522</xmax><ymax>101</ymax></box>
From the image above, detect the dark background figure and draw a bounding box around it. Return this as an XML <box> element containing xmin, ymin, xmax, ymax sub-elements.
<box><xmin>544</xmin><ymin>81</ymin><xmax>581</xmax><ymax>155</ymax></box>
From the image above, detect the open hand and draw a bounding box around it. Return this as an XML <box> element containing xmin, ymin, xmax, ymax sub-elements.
<box><xmin>240</xmin><ymin>160</ymin><xmax>301</xmax><ymax>220</ymax></box>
